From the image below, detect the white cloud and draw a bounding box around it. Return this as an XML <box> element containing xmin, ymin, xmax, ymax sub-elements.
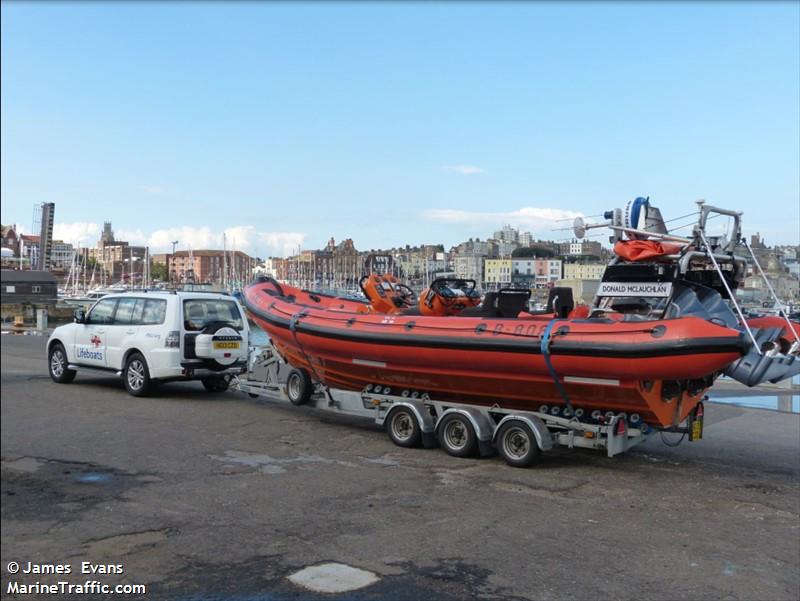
<box><xmin>259</xmin><ymin>232</ymin><xmax>306</xmax><ymax>257</ymax></box>
<box><xmin>422</xmin><ymin>206</ymin><xmax>582</xmax><ymax>231</ymax></box>
<box><xmin>50</xmin><ymin>222</ymin><xmax>307</xmax><ymax>257</ymax></box>
<box><xmin>140</xmin><ymin>185</ymin><xmax>165</xmax><ymax>195</ymax></box>
<box><xmin>53</xmin><ymin>222</ymin><xmax>103</xmax><ymax>246</ymax></box>
<box><xmin>443</xmin><ymin>164</ymin><xmax>486</xmax><ymax>175</ymax></box>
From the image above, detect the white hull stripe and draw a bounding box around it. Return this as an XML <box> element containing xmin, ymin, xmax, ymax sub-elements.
<box><xmin>563</xmin><ymin>376</ymin><xmax>620</xmax><ymax>386</ymax></box>
<box><xmin>352</xmin><ymin>358</ymin><xmax>387</xmax><ymax>368</ymax></box>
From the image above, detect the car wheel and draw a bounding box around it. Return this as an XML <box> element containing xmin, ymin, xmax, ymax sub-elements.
<box><xmin>48</xmin><ymin>343</ymin><xmax>76</xmax><ymax>383</ymax></box>
<box><xmin>123</xmin><ymin>352</ymin><xmax>152</xmax><ymax>397</ymax></box>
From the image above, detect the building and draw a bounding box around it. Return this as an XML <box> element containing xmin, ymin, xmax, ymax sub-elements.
<box><xmin>1</xmin><ymin>270</ymin><xmax>58</xmax><ymax>305</ymax></box>
<box><xmin>484</xmin><ymin>258</ymin><xmax>513</xmax><ymax>288</ymax></box>
<box><xmin>510</xmin><ymin>258</ymin><xmax>562</xmax><ymax>288</ymax></box>
<box><xmin>86</xmin><ymin>222</ymin><xmax>148</xmax><ymax>282</ymax></box>
<box><xmin>1</xmin><ymin>225</ymin><xmax>20</xmax><ymax>255</ymax></box>
<box><xmin>519</xmin><ymin>232</ymin><xmax>533</xmax><ymax>247</ymax></box>
<box><xmin>493</xmin><ymin>224</ymin><xmax>519</xmax><ymax>245</ymax></box>
<box><xmin>50</xmin><ymin>240</ymin><xmax>75</xmax><ymax>270</ymax></box>
<box><xmin>19</xmin><ymin>235</ymin><xmax>41</xmax><ymax>267</ymax></box>
<box><xmin>453</xmin><ymin>255</ymin><xmax>484</xmax><ymax>286</ymax></box>
<box><xmin>563</xmin><ymin>262</ymin><xmax>606</xmax><ymax>281</ymax></box>
<box><xmin>169</xmin><ymin>250</ymin><xmax>252</xmax><ymax>287</ymax></box>
<box><xmin>37</xmin><ymin>202</ymin><xmax>55</xmax><ymax>271</ymax></box>
<box><xmin>452</xmin><ymin>238</ymin><xmax>490</xmax><ymax>257</ymax></box>
<box><xmin>559</xmin><ymin>239</ymin><xmax>604</xmax><ymax>257</ymax></box>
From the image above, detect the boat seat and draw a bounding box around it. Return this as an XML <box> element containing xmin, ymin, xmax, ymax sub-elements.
<box><xmin>496</xmin><ymin>289</ymin><xmax>531</xmax><ymax>318</ymax></box>
<box><xmin>460</xmin><ymin>292</ymin><xmax>499</xmax><ymax>317</ymax></box>
<box><xmin>548</xmin><ymin>287</ymin><xmax>574</xmax><ymax>318</ymax></box>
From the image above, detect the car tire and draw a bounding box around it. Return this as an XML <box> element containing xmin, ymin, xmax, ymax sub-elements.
<box><xmin>123</xmin><ymin>352</ymin><xmax>152</xmax><ymax>397</ymax></box>
<box><xmin>48</xmin><ymin>343</ymin><xmax>76</xmax><ymax>384</ymax></box>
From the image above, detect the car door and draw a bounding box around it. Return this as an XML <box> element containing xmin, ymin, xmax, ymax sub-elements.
<box><xmin>106</xmin><ymin>297</ymin><xmax>144</xmax><ymax>369</ymax></box>
<box><xmin>73</xmin><ymin>298</ymin><xmax>117</xmax><ymax>368</ymax></box>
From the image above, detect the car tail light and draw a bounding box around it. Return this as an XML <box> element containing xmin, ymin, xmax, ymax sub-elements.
<box><xmin>165</xmin><ymin>331</ymin><xmax>180</xmax><ymax>348</ymax></box>
<box><xmin>614</xmin><ymin>418</ymin><xmax>627</xmax><ymax>436</ymax></box>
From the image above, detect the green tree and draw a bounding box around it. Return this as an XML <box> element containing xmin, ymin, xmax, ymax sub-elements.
<box><xmin>512</xmin><ymin>246</ymin><xmax>555</xmax><ymax>258</ymax></box>
<box><xmin>150</xmin><ymin>262</ymin><xmax>169</xmax><ymax>281</ymax></box>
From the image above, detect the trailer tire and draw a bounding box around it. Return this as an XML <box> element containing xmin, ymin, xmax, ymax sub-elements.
<box><xmin>437</xmin><ymin>413</ymin><xmax>479</xmax><ymax>458</ymax></box>
<box><xmin>386</xmin><ymin>407</ymin><xmax>422</xmax><ymax>448</ymax></box>
<box><xmin>496</xmin><ymin>420</ymin><xmax>540</xmax><ymax>468</ymax></box>
<box><xmin>286</xmin><ymin>368</ymin><xmax>312</xmax><ymax>405</ymax></box>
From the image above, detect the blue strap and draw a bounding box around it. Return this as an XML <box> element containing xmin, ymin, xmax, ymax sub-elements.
<box><xmin>540</xmin><ymin>319</ymin><xmax>573</xmax><ymax>412</ymax></box>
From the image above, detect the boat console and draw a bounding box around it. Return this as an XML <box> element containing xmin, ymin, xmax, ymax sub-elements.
<box><xmin>417</xmin><ymin>278</ymin><xmax>481</xmax><ymax>316</ymax></box>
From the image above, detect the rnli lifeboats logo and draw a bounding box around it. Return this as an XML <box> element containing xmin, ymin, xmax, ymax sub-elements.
<box><xmin>597</xmin><ymin>282</ymin><xmax>672</xmax><ymax>297</ymax></box>
<box><xmin>77</xmin><ymin>336</ymin><xmax>104</xmax><ymax>361</ymax></box>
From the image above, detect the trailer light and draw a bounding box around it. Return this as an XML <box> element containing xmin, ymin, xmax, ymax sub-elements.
<box><xmin>629</xmin><ymin>413</ymin><xmax>641</xmax><ymax>425</ymax></box>
<box><xmin>591</xmin><ymin>409</ymin><xmax>602</xmax><ymax>421</ymax></box>
<box><xmin>696</xmin><ymin>403</ymin><xmax>704</xmax><ymax>418</ymax></box>
<box><xmin>550</xmin><ymin>406</ymin><xmax>561</xmax><ymax>416</ymax></box>
<box><xmin>539</xmin><ymin>404</ymin><xmax>549</xmax><ymax>414</ymax></box>
<box><xmin>615</xmin><ymin>418</ymin><xmax>627</xmax><ymax>436</ymax></box>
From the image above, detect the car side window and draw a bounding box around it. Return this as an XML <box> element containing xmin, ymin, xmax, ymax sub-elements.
<box><xmin>114</xmin><ymin>298</ymin><xmax>142</xmax><ymax>325</ymax></box>
<box><xmin>87</xmin><ymin>299</ymin><xmax>117</xmax><ymax>325</ymax></box>
<box><xmin>141</xmin><ymin>299</ymin><xmax>167</xmax><ymax>325</ymax></box>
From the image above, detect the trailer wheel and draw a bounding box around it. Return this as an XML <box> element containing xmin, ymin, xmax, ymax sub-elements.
<box><xmin>386</xmin><ymin>407</ymin><xmax>422</xmax><ymax>448</ymax></box>
<box><xmin>496</xmin><ymin>421</ymin><xmax>540</xmax><ymax>468</ymax></box>
<box><xmin>286</xmin><ymin>368</ymin><xmax>312</xmax><ymax>405</ymax></box>
<box><xmin>437</xmin><ymin>413</ymin><xmax>478</xmax><ymax>458</ymax></box>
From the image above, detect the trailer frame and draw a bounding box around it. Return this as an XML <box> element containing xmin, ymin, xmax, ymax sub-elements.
<box><xmin>231</xmin><ymin>343</ymin><xmax>652</xmax><ymax>467</ymax></box>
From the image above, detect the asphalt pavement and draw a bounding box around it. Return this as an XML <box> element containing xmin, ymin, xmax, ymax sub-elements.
<box><xmin>2</xmin><ymin>334</ymin><xmax>799</xmax><ymax>601</ymax></box>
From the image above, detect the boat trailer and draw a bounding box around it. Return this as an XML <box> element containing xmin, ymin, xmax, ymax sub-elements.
<box><xmin>231</xmin><ymin>343</ymin><xmax>704</xmax><ymax>467</ymax></box>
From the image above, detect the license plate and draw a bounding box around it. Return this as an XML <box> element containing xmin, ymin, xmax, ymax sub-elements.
<box><xmin>213</xmin><ymin>341</ymin><xmax>240</xmax><ymax>350</ymax></box>
<box><xmin>690</xmin><ymin>419</ymin><xmax>703</xmax><ymax>441</ymax></box>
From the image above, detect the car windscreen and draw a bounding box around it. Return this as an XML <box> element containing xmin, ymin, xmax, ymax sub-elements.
<box><xmin>183</xmin><ymin>299</ymin><xmax>243</xmax><ymax>332</ymax></box>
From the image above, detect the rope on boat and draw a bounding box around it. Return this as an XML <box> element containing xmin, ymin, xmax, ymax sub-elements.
<box><xmin>540</xmin><ymin>319</ymin><xmax>573</xmax><ymax>412</ymax></box>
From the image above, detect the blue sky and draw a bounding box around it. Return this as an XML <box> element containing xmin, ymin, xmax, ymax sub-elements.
<box><xmin>2</xmin><ymin>1</ymin><xmax>798</xmax><ymax>257</ymax></box>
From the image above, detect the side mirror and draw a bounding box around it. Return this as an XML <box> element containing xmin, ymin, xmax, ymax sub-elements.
<box><xmin>74</xmin><ymin>309</ymin><xmax>86</xmax><ymax>324</ymax></box>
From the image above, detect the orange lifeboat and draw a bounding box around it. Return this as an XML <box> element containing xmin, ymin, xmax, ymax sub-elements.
<box><xmin>244</xmin><ymin>277</ymin><xmax>760</xmax><ymax>428</ymax></box>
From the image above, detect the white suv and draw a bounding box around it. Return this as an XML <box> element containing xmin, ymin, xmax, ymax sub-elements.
<box><xmin>47</xmin><ymin>291</ymin><xmax>250</xmax><ymax>396</ymax></box>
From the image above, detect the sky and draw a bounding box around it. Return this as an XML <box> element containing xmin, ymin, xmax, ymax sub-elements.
<box><xmin>1</xmin><ymin>1</ymin><xmax>799</xmax><ymax>258</ymax></box>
